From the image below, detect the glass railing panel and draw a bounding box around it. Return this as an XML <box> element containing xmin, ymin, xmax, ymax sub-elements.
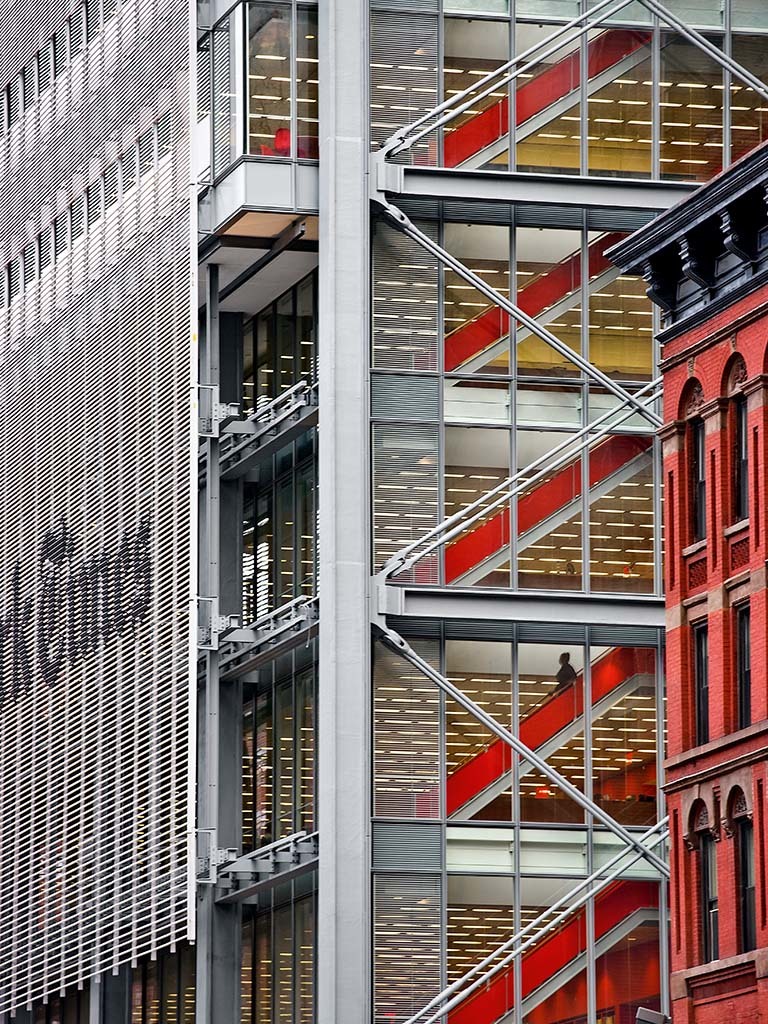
<box><xmin>733</xmin><ymin>0</ymin><xmax>768</xmax><ymax>30</ymax></box>
<box><xmin>445</xmin><ymin>378</ymin><xmax>512</xmax><ymax>424</ymax></box>
<box><xmin>517</xmin><ymin>383</ymin><xmax>584</xmax><ymax>429</ymax></box>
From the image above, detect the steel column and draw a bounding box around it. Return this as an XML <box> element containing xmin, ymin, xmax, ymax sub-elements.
<box><xmin>317</xmin><ymin>0</ymin><xmax>371</xmax><ymax>1021</ymax></box>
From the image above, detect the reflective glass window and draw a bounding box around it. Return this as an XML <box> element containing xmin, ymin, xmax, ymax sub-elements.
<box><xmin>248</xmin><ymin>4</ymin><xmax>291</xmax><ymax>157</ymax></box>
<box><xmin>660</xmin><ymin>35</ymin><xmax>724</xmax><ymax>182</ymax></box>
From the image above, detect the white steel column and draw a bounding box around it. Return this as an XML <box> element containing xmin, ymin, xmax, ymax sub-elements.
<box><xmin>317</xmin><ymin>0</ymin><xmax>371</xmax><ymax>1022</ymax></box>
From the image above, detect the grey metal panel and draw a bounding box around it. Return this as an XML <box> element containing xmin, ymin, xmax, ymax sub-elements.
<box><xmin>589</xmin><ymin>625</ymin><xmax>661</xmax><ymax>646</ymax></box>
<box><xmin>0</xmin><ymin>0</ymin><xmax>194</xmax><ymax>1014</ymax></box>
<box><xmin>443</xmin><ymin>619</ymin><xmax>516</xmax><ymax>641</ymax></box>
<box><xmin>371</xmin><ymin>372</ymin><xmax>440</xmax><ymax>420</ymax></box>
<box><xmin>372</xmin><ymin>820</ymin><xmax>443</xmax><ymax>871</ymax></box>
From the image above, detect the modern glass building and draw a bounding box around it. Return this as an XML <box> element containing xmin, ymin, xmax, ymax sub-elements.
<box><xmin>2</xmin><ymin>1</ymin><xmax>768</xmax><ymax>1023</ymax></box>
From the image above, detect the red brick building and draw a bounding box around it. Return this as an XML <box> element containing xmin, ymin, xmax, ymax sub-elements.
<box><xmin>610</xmin><ymin>145</ymin><xmax>768</xmax><ymax>1023</ymax></box>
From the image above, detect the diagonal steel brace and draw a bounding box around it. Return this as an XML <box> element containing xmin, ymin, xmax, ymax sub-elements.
<box><xmin>378</xmin><ymin>625</ymin><xmax>669</xmax><ymax>877</ymax></box>
<box><xmin>377</xmin><ymin>198</ymin><xmax>662</xmax><ymax>429</ymax></box>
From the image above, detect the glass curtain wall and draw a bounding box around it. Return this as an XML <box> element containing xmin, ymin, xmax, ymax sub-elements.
<box><xmin>371</xmin><ymin>629</ymin><xmax>665</xmax><ymax>1024</ymax></box>
<box><xmin>242</xmin><ymin>642</ymin><xmax>317</xmax><ymax>852</ymax></box>
<box><xmin>203</xmin><ymin>2</ymin><xmax>319</xmax><ymax>178</ymax></box>
<box><xmin>372</xmin><ymin>214</ymin><xmax>660</xmax><ymax>595</ymax></box>
<box><xmin>370</xmin><ymin>5</ymin><xmax>768</xmax><ymax>180</ymax></box>
<box><xmin>241</xmin><ymin>877</ymin><xmax>316</xmax><ymax>1024</ymax></box>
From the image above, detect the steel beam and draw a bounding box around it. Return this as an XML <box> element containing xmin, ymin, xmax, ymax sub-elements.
<box><xmin>318</xmin><ymin>0</ymin><xmax>371</xmax><ymax>1022</ymax></box>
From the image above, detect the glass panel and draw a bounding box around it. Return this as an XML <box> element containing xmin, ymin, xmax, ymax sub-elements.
<box><xmin>662</xmin><ymin>0</ymin><xmax>721</xmax><ymax>25</ymax></box>
<box><xmin>372</xmin><ymin>220</ymin><xmax>439</xmax><ymax>372</ymax></box>
<box><xmin>519</xmin><ymin>643</ymin><xmax>586</xmax><ymax>824</ymax></box>
<box><xmin>444</xmin><ymin>223</ymin><xmax>510</xmax><ymax>375</ymax></box>
<box><xmin>587</xmin><ymin>28</ymin><xmax>653</xmax><ymax>179</ymax></box>
<box><xmin>255</xmin><ymin>911</ymin><xmax>272</xmax><ymax>1024</ymax></box>
<box><xmin>443</xmin><ymin>18</ymin><xmax>509</xmax><ymax>170</ymax></box>
<box><xmin>594</xmin><ymin>885</ymin><xmax>661</xmax><ymax>1020</ymax></box>
<box><xmin>589</xmin><ymin>434</ymin><xmax>655</xmax><ymax>594</ymax></box>
<box><xmin>241</xmin><ymin>916</ymin><xmax>254</xmax><ymax>1024</ymax></box>
<box><xmin>517</xmin><ymin>428</ymin><xmax>584</xmax><ymax>591</ymax></box>
<box><xmin>296</xmin><ymin>667</ymin><xmax>315</xmax><ymax>832</ymax></box>
<box><xmin>515</xmin><ymin>26</ymin><xmax>581</xmax><ymax>175</ymax></box>
<box><xmin>445</xmin><ymin>640</ymin><xmax>512</xmax><ymax>820</ymax></box>
<box><xmin>180</xmin><ymin>945</ymin><xmax>195</xmax><ymax>1024</ymax></box>
<box><xmin>275</xmin><ymin>904</ymin><xmax>294</xmax><ymax>1023</ymax></box>
<box><xmin>515</xmin><ymin>227</ymin><xmax>582</xmax><ymax>378</ymax></box>
<box><xmin>660</xmin><ymin>34</ymin><xmax>724</xmax><ymax>182</ymax></box>
<box><xmin>296</xmin><ymin>275</ymin><xmax>315</xmax><ymax>383</ymax></box>
<box><xmin>590</xmin><ymin>645</ymin><xmax>658</xmax><ymax>826</ymax></box>
<box><xmin>275</xmin><ymin>682</ymin><xmax>295</xmax><ymax>837</ymax></box>
<box><xmin>145</xmin><ymin>961</ymin><xmax>160</xmax><ymax>1024</ymax></box>
<box><xmin>296</xmin><ymin>7</ymin><xmax>318</xmax><ymax>158</ymax></box>
<box><xmin>518</xmin><ymin>1</ymin><xmax>577</xmax><ymax>14</ymax></box>
<box><xmin>372</xmin><ymin>423</ymin><xmax>439</xmax><ymax>581</ymax></box>
<box><xmin>277</xmin><ymin>477</ymin><xmax>294</xmax><ymax>602</ymax></box>
<box><xmin>295</xmin><ymin>895</ymin><xmax>315</xmax><ymax>1023</ymax></box>
<box><xmin>296</xmin><ymin>461</ymin><xmax>315</xmax><ymax>597</ymax></box>
<box><xmin>162</xmin><ymin>952</ymin><xmax>179</xmax><ymax>1024</ymax></box>
<box><xmin>589</xmin><ymin>259</ymin><xmax>654</xmax><ymax>381</ymax></box>
<box><xmin>446</xmin><ymin>0</ymin><xmax>508</xmax><ymax>11</ymax></box>
<box><xmin>248</xmin><ymin>4</ymin><xmax>292</xmax><ymax>157</ymax></box>
<box><xmin>730</xmin><ymin>35</ymin><xmax>768</xmax><ymax>163</ymax></box>
<box><xmin>445</xmin><ymin>426</ymin><xmax>511</xmax><ymax>587</ymax></box>
<box><xmin>276</xmin><ymin>290</ymin><xmax>295</xmax><ymax>394</ymax></box>
<box><xmin>448</xmin><ymin>874</ymin><xmax>514</xmax><ymax>1015</ymax></box>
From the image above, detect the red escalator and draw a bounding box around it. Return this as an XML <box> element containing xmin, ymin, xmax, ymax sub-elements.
<box><xmin>444</xmin><ymin>433</ymin><xmax>652</xmax><ymax>586</ymax></box>
<box><xmin>448</xmin><ymin>880</ymin><xmax>659</xmax><ymax>1024</ymax></box>
<box><xmin>447</xmin><ymin>646</ymin><xmax>655</xmax><ymax>817</ymax></box>
<box><xmin>445</xmin><ymin>230</ymin><xmax>625</xmax><ymax>373</ymax></box>
<box><xmin>444</xmin><ymin>29</ymin><xmax>652</xmax><ymax>168</ymax></box>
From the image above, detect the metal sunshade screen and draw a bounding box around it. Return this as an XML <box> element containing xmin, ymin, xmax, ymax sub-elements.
<box><xmin>0</xmin><ymin>1</ymin><xmax>194</xmax><ymax>1014</ymax></box>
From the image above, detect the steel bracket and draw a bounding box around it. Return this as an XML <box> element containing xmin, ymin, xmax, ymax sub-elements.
<box><xmin>198</xmin><ymin>383</ymin><xmax>240</xmax><ymax>437</ymax></box>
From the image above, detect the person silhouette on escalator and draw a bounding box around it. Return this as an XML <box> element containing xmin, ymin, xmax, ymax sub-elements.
<box><xmin>554</xmin><ymin>651</ymin><xmax>577</xmax><ymax>694</ymax></box>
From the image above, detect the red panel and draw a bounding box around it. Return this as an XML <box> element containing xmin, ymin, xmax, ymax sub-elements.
<box><xmin>446</xmin><ymin>647</ymin><xmax>655</xmax><ymax>815</ymax></box>
<box><xmin>444</xmin><ymin>231</ymin><xmax>624</xmax><ymax>372</ymax></box>
<box><xmin>448</xmin><ymin>881</ymin><xmax>659</xmax><ymax>1024</ymax></box>
<box><xmin>445</xmin><ymin>434</ymin><xmax>652</xmax><ymax>584</ymax></box>
<box><xmin>443</xmin><ymin>29</ymin><xmax>651</xmax><ymax>168</ymax></box>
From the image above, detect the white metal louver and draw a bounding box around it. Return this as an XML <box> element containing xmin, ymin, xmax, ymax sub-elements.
<box><xmin>0</xmin><ymin>0</ymin><xmax>196</xmax><ymax>1013</ymax></box>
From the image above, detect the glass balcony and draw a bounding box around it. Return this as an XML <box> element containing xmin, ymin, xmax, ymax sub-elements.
<box><xmin>199</xmin><ymin>2</ymin><xmax>318</xmax><ymax>183</ymax></box>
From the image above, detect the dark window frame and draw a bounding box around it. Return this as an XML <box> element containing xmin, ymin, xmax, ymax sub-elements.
<box><xmin>738</xmin><ymin>816</ymin><xmax>756</xmax><ymax>953</ymax></box>
<box><xmin>733</xmin><ymin>394</ymin><xmax>749</xmax><ymax>523</ymax></box>
<box><xmin>694</xmin><ymin>621</ymin><xmax>709</xmax><ymax>745</ymax></box>
<box><xmin>691</xmin><ymin>417</ymin><xmax>707</xmax><ymax>541</ymax></box>
<box><xmin>736</xmin><ymin>602</ymin><xmax>751</xmax><ymax>730</ymax></box>
<box><xmin>700</xmin><ymin>831</ymin><xmax>719</xmax><ymax>962</ymax></box>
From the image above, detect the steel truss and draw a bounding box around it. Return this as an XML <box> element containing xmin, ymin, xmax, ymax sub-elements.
<box><xmin>403</xmin><ymin>819</ymin><xmax>668</xmax><ymax>1024</ymax></box>
<box><xmin>378</xmin><ymin>625</ymin><xmax>668</xmax><ymax>875</ymax></box>
<box><xmin>217</xmin><ymin>595</ymin><xmax>319</xmax><ymax>680</ymax></box>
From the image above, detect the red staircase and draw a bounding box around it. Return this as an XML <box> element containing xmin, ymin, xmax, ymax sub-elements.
<box><xmin>447</xmin><ymin>647</ymin><xmax>655</xmax><ymax>816</ymax></box>
<box><xmin>445</xmin><ymin>230</ymin><xmax>625</xmax><ymax>372</ymax></box>
<box><xmin>448</xmin><ymin>880</ymin><xmax>659</xmax><ymax>1024</ymax></box>
<box><xmin>444</xmin><ymin>433</ymin><xmax>652</xmax><ymax>585</ymax></box>
<box><xmin>443</xmin><ymin>29</ymin><xmax>651</xmax><ymax>168</ymax></box>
